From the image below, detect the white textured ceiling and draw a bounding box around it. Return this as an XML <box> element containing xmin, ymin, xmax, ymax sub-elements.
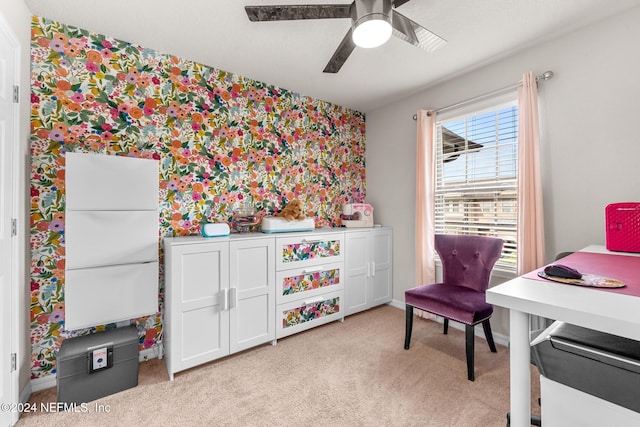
<box><xmin>23</xmin><ymin>0</ymin><xmax>640</xmax><ymax>113</ymax></box>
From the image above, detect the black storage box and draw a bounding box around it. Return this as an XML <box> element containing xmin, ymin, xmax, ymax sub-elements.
<box><xmin>531</xmin><ymin>321</ymin><xmax>640</xmax><ymax>413</ymax></box>
<box><xmin>57</xmin><ymin>325</ymin><xmax>139</xmax><ymax>404</ymax></box>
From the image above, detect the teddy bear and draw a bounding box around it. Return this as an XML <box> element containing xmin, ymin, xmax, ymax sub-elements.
<box><xmin>278</xmin><ymin>199</ymin><xmax>306</xmax><ymax>221</ymax></box>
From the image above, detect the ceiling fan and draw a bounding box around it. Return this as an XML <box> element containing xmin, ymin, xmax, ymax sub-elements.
<box><xmin>245</xmin><ymin>0</ymin><xmax>447</xmax><ymax>73</ymax></box>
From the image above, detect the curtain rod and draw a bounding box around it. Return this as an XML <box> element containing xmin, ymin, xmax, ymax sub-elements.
<box><xmin>412</xmin><ymin>71</ymin><xmax>554</xmax><ymax>120</ymax></box>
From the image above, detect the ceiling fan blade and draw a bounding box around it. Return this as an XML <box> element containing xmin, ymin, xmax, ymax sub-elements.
<box><xmin>245</xmin><ymin>4</ymin><xmax>352</xmax><ymax>22</ymax></box>
<box><xmin>393</xmin><ymin>0</ymin><xmax>413</xmax><ymax>8</ymax></box>
<box><xmin>392</xmin><ymin>10</ymin><xmax>447</xmax><ymax>53</ymax></box>
<box><xmin>323</xmin><ymin>29</ymin><xmax>356</xmax><ymax>73</ymax></box>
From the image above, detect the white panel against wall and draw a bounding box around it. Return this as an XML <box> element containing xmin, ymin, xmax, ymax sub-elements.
<box><xmin>65</xmin><ymin>210</ymin><xmax>158</xmax><ymax>269</ymax></box>
<box><xmin>65</xmin><ymin>152</ymin><xmax>159</xmax><ymax>330</ymax></box>
<box><xmin>65</xmin><ymin>262</ymin><xmax>158</xmax><ymax>330</ymax></box>
<box><xmin>65</xmin><ymin>152</ymin><xmax>158</xmax><ymax>210</ymax></box>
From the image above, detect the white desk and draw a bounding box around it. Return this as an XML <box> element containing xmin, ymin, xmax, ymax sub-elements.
<box><xmin>486</xmin><ymin>245</ymin><xmax>640</xmax><ymax>427</ymax></box>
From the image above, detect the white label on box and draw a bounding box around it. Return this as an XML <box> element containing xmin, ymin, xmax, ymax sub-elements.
<box><xmin>92</xmin><ymin>347</ymin><xmax>108</xmax><ymax>370</ymax></box>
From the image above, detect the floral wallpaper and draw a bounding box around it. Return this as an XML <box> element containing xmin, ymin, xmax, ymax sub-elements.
<box><xmin>29</xmin><ymin>16</ymin><xmax>366</xmax><ymax>379</ymax></box>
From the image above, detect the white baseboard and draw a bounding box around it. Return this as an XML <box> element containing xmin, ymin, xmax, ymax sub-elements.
<box><xmin>388</xmin><ymin>299</ymin><xmax>509</xmax><ymax>347</ymax></box>
<box><xmin>19</xmin><ymin>380</ymin><xmax>32</xmax><ymax>404</ymax></box>
<box><xmin>388</xmin><ymin>299</ymin><xmax>404</xmax><ymax>310</ymax></box>
<box><xmin>31</xmin><ymin>375</ymin><xmax>56</xmax><ymax>393</ymax></box>
<box><xmin>139</xmin><ymin>344</ymin><xmax>163</xmax><ymax>361</ymax></box>
<box><xmin>30</xmin><ymin>346</ymin><xmax>162</xmax><ymax>393</ymax></box>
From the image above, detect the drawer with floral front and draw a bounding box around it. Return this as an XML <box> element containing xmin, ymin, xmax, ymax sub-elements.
<box><xmin>275</xmin><ymin>232</ymin><xmax>345</xmax><ymax>271</ymax></box>
<box><xmin>276</xmin><ymin>261</ymin><xmax>344</xmax><ymax>305</ymax></box>
<box><xmin>276</xmin><ymin>289</ymin><xmax>344</xmax><ymax>339</ymax></box>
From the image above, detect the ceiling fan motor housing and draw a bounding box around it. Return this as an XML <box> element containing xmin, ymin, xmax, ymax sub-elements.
<box><xmin>352</xmin><ymin>0</ymin><xmax>392</xmax><ymax>21</ymax></box>
<box><xmin>351</xmin><ymin>0</ymin><xmax>393</xmax><ymax>48</ymax></box>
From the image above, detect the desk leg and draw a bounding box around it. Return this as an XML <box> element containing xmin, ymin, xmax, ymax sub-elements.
<box><xmin>510</xmin><ymin>309</ymin><xmax>531</xmax><ymax>427</ymax></box>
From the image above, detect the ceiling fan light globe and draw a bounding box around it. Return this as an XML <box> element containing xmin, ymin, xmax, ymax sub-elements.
<box><xmin>352</xmin><ymin>17</ymin><xmax>392</xmax><ymax>48</ymax></box>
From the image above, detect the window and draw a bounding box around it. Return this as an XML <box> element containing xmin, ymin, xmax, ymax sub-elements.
<box><xmin>434</xmin><ymin>99</ymin><xmax>518</xmax><ymax>271</ymax></box>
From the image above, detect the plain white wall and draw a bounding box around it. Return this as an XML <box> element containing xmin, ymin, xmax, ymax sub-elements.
<box><xmin>1</xmin><ymin>0</ymin><xmax>33</xmax><ymax>398</ymax></box>
<box><xmin>365</xmin><ymin>6</ymin><xmax>640</xmax><ymax>337</ymax></box>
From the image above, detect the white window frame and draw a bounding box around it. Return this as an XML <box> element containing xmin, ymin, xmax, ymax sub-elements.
<box><xmin>434</xmin><ymin>92</ymin><xmax>519</xmax><ymax>273</ymax></box>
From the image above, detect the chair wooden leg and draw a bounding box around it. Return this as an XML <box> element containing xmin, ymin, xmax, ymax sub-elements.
<box><xmin>443</xmin><ymin>318</ymin><xmax>449</xmax><ymax>335</ymax></box>
<box><xmin>482</xmin><ymin>319</ymin><xmax>497</xmax><ymax>353</ymax></box>
<box><xmin>404</xmin><ymin>305</ymin><xmax>414</xmax><ymax>349</ymax></box>
<box><xmin>465</xmin><ymin>324</ymin><xmax>474</xmax><ymax>381</ymax></box>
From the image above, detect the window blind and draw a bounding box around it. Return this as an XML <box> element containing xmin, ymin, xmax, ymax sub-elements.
<box><xmin>435</xmin><ymin>101</ymin><xmax>518</xmax><ymax>271</ymax></box>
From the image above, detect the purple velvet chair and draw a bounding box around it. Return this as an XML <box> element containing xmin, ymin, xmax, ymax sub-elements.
<box><xmin>404</xmin><ymin>234</ymin><xmax>504</xmax><ymax>381</ymax></box>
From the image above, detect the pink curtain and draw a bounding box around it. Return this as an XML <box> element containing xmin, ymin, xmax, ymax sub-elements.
<box><xmin>415</xmin><ymin>110</ymin><xmax>436</xmax><ymax>285</ymax></box>
<box><xmin>517</xmin><ymin>72</ymin><xmax>545</xmax><ymax>275</ymax></box>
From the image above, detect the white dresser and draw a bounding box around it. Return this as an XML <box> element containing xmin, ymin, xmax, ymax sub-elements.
<box><xmin>274</xmin><ymin>229</ymin><xmax>346</xmax><ymax>338</ymax></box>
<box><xmin>163</xmin><ymin>227</ymin><xmax>392</xmax><ymax>379</ymax></box>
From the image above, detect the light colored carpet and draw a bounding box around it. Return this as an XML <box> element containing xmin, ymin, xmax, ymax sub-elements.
<box><xmin>18</xmin><ymin>305</ymin><xmax>539</xmax><ymax>426</ymax></box>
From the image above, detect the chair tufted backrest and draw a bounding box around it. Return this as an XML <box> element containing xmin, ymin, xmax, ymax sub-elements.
<box><xmin>435</xmin><ymin>234</ymin><xmax>504</xmax><ymax>292</ymax></box>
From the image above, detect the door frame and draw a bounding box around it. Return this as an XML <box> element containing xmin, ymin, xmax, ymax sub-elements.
<box><xmin>0</xmin><ymin>14</ymin><xmax>21</xmax><ymax>427</ymax></box>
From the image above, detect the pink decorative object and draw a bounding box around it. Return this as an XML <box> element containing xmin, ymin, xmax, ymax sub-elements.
<box><xmin>606</xmin><ymin>203</ymin><xmax>640</xmax><ymax>253</ymax></box>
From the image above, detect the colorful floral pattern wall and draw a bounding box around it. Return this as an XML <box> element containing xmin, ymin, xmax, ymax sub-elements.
<box><xmin>29</xmin><ymin>16</ymin><xmax>366</xmax><ymax>379</ymax></box>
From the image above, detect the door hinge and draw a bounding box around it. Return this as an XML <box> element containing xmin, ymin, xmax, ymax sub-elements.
<box><xmin>11</xmin><ymin>353</ymin><xmax>16</xmax><ymax>372</ymax></box>
<box><xmin>11</xmin><ymin>218</ymin><xmax>17</xmax><ymax>237</ymax></box>
<box><xmin>13</xmin><ymin>85</ymin><xmax>19</xmax><ymax>103</ymax></box>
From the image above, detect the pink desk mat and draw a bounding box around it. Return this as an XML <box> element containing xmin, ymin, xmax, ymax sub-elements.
<box><xmin>523</xmin><ymin>251</ymin><xmax>640</xmax><ymax>296</ymax></box>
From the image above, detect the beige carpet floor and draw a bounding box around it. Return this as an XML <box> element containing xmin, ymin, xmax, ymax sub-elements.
<box><xmin>18</xmin><ymin>305</ymin><xmax>539</xmax><ymax>426</ymax></box>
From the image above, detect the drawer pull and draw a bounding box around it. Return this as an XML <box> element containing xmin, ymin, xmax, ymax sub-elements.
<box><xmin>302</xmin><ymin>237</ymin><xmax>326</xmax><ymax>243</ymax></box>
<box><xmin>302</xmin><ymin>266</ymin><xmax>326</xmax><ymax>274</ymax></box>
<box><xmin>304</xmin><ymin>296</ymin><xmax>326</xmax><ymax>305</ymax></box>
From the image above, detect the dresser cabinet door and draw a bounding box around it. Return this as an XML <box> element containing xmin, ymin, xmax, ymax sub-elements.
<box><xmin>344</xmin><ymin>230</ymin><xmax>370</xmax><ymax>316</ymax></box>
<box><xmin>229</xmin><ymin>238</ymin><xmax>275</xmax><ymax>353</ymax></box>
<box><xmin>344</xmin><ymin>228</ymin><xmax>393</xmax><ymax>316</ymax></box>
<box><xmin>370</xmin><ymin>228</ymin><xmax>393</xmax><ymax>306</ymax></box>
<box><xmin>165</xmin><ymin>241</ymin><xmax>229</xmax><ymax>379</ymax></box>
